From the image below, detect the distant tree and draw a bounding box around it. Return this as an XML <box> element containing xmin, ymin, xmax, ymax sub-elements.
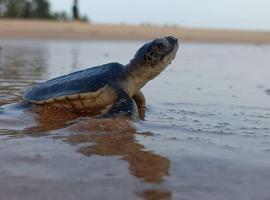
<box><xmin>0</xmin><ymin>0</ymin><xmax>52</xmax><ymax>19</ymax></box>
<box><xmin>5</xmin><ymin>0</ymin><xmax>26</xmax><ymax>18</ymax></box>
<box><xmin>72</xmin><ymin>0</ymin><xmax>79</xmax><ymax>21</ymax></box>
<box><xmin>30</xmin><ymin>0</ymin><xmax>51</xmax><ymax>19</ymax></box>
<box><xmin>0</xmin><ymin>0</ymin><xmax>6</xmax><ymax>16</ymax></box>
<box><xmin>23</xmin><ymin>1</ymin><xmax>31</xmax><ymax>18</ymax></box>
<box><xmin>0</xmin><ymin>0</ymin><xmax>88</xmax><ymax>22</ymax></box>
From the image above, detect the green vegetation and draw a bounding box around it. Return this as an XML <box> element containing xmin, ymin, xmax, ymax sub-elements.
<box><xmin>0</xmin><ymin>0</ymin><xmax>89</xmax><ymax>22</ymax></box>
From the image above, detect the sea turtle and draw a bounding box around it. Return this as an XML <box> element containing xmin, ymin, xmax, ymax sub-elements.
<box><xmin>23</xmin><ymin>36</ymin><xmax>179</xmax><ymax>120</ymax></box>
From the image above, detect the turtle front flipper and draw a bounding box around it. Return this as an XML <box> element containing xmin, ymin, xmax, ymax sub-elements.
<box><xmin>102</xmin><ymin>83</ymin><xmax>138</xmax><ymax>120</ymax></box>
<box><xmin>103</xmin><ymin>93</ymin><xmax>138</xmax><ymax>120</ymax></box>
<box><xmin>132</xmin><ymin>90</ymin><xmax>146</xmax><ymax>120</ymax></box>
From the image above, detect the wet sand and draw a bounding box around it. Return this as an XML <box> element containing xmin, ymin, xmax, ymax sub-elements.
<box><xmin>0</xmin><ymin>40</ymin><xmax>270</xmax><ymax>200</ymax></box>
<box><xmin>0</xmin><ymin>19</ymin><xmax>270</xmax><ymax>43</ymax></box>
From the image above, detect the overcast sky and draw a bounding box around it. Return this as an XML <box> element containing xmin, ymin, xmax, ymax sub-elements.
<box><xmin>49</xmin><ymin>0</ymin><xmax>270</xmax><ymax>31</ymax></box>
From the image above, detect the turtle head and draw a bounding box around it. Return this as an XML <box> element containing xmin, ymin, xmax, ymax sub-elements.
<box><xmin>131</xmin><ymin>36</ymin><xmax>179</xmax><ymax>78</ymax></box>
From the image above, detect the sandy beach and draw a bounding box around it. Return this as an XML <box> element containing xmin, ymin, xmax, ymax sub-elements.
<box><xmin>0</xmin><ymin>19</ymin><xmax>270</xmax><ymax>43</ymax></box>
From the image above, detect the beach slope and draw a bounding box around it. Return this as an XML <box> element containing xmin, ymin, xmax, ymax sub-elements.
<box><xmin>0</xmin><ymin>19</ymin><xmax>269</xmax><ymax>43</ymax></box>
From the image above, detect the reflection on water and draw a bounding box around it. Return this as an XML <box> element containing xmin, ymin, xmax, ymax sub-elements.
<box><xmin>0</xmin><ymin>103</ymin><xmax>171</xmax><ymax>199</ymax></box>
<box><xmin>0</xmin><ymin>39</ymin><xmax>270</xmax><ymax>200</ymax></box>
<box><xmin>1</xmin><ymin>102</ymin><xmax>171</xmax><ymax>185</ymax></box>
<box><xmin>68</xmin><ymin>119</ymin><xmax>170</xmax><ymax>183</ymax></box>
<box><xmin>137</xmin><ymin>190</ymin><xmax>171</xmax><ymax>200</ymax></box>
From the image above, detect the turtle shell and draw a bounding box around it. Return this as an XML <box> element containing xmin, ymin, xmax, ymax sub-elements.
<box><xmin>23</xmin><ymin>63</ymin><xmax>125</xmax><ymax>112</ymax></box>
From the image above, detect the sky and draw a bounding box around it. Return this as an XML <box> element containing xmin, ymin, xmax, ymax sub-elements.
<box><xmin>49</xmin><ymin>0</ymin><xmax>270</xmax><ymax>31</ymax></box>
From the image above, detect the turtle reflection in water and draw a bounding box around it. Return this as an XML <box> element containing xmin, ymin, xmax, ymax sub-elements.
<box><xmin>23</xmin><ymin>36</ymin><xmax>179</xmax><ymax>120</ymax></box>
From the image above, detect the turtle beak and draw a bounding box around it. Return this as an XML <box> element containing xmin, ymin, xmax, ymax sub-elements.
<box><xmin>163</xmin><ymin>36</ymin><xmax>179</xmax><ymax>64</ymax></box>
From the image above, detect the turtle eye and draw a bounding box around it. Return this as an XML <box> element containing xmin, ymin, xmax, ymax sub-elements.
<box><xmin>156</xmin><ymin>43</ymin><xmax>165</xmax><ymax>50</ymax></box>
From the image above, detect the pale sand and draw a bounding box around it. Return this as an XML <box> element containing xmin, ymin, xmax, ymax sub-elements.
<box><xmin>0</xmin><ymin>19</ymin><xmax>270</xmax><ymax>43</ymax></box>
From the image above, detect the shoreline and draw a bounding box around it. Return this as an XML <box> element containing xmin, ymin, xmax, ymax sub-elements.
<box><xmin>0</xmin><ymin>19</ymin><xmax>270</xmax><ymax>43</ymax></box>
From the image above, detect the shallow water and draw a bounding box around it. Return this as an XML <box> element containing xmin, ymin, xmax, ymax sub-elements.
<box><xmin>0</xmin><ymin>39</ymin><xmax>270</xmax><ymax>200</ymax></box>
